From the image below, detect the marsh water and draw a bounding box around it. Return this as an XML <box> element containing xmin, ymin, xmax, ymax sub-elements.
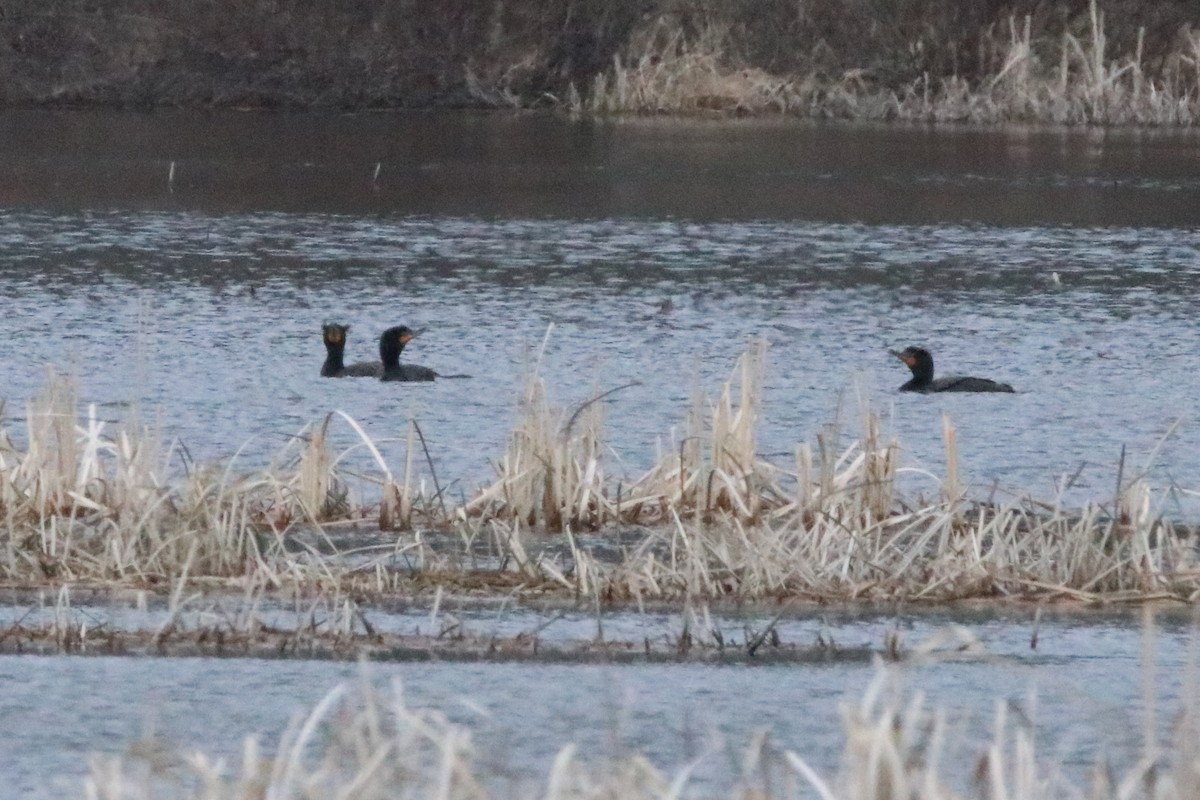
<box><xmin>2</xmin><ymin>604</ymin><xmax>1198</xmax><ymax>798</ymax></box>
<box><xmin>3</xmin><ymin>111</ymin><xmax>1200</xmax><ymax>795</ymax></box>
<box><xmin>3</xmin><ymin>113</ymin><xmax>1200</xmax><ymax>510</ymax></box>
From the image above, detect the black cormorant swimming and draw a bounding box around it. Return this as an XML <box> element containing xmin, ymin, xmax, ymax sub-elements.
<box><xmin>321</xmin><ymin>323</ymin><xmax>381</xmax><ymax>378</ymax></box>
<box><xmin>379</xmin><ymin>325</ymin><xmax>438</xmax><ymax>382</ymax></box>
<box><xmin>890</xmin><ymin>346</ymin><xmax>1014</xmax><ymax>393</ymax></box>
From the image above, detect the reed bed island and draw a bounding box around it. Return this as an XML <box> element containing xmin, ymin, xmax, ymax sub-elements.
<box><xmin>1</xmin><ymin>340</ymin><xmax>1193</xmax><ymax>633</ymax></box>
<box><xmin>6</xmin><ymin>0</ymin><xmax>1200</xmax><ymax>125</ymax></box>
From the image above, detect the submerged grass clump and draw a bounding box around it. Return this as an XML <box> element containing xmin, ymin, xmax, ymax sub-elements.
<box><xmin>1</xmin><ymin>344</ymin><xmax>1198</xmax><ymax>605</ymax></box>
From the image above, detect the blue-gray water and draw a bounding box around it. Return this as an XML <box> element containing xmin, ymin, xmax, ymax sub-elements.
<box><xmin>1</xmin><ymin>607</ymin><xmax>1194</xmax><ymax>798</ymax></box>
<box><xmin>2</xmin><ymin>114</ymin><xmax>1200</xmax><ymax>514</ymax></box>
<box><xmin>3</xmin><ymin>111</ymin><xmax>1200</xmax><ymax>797</ymax></box>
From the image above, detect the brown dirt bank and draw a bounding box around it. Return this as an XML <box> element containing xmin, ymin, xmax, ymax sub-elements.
<box><xmin>4</xmin><ymin>1</ymin><xmax>1199</xmax><ymax>122</ymax></box>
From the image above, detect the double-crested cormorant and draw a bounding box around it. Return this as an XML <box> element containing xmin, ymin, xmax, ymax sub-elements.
<box><xmin>890</xmin><ymin>346</ymin><xmax>1014</xmax><ymax>393</ymax></box>
<box><xmin>321</xmin><ymin>323</ymin><xmax>381</xmax><ymax>378</ymax></box>
<box><xmin>379</xmin><ymin>325</ymin><xmax>439</xmax><ymax>382</ymax></box>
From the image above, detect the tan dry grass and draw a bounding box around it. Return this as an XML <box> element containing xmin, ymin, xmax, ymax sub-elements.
<box><xmin>917</xmin><ymin>2</ymin><xmax>1200</xmax><ymax>125</ymax></box>
<box><xmin>2</xmin><ymin>347</ymin><xmax>1198</xmax><ymax>605</ymax></box>
<box><xmin>579</xmin><ymin>0</ymin><xmax>1200</xmax><ymax>125</ymax></box>
<box><xmin>0</xmin><ymin>372</ymin><xmax>374</xmax><ymax>588</ymax></box>
<box><xmin>577</xmin><ymin>18</ymin><xmax>805</xmax><ymax>115</ymax></box>
<box><xmin>467</xmin><ymin>338</ymin><xmax>799</xmax><ymax>530</ymax></box>
<box><xmin>463</xmin><ymin>329</ymin><xmax>615</xmax><ymax>530</ymax></box>
<box><xmin>459</xmin><ymin>339</ymin><xmax>1198</xmax><ymax>604</ymax></box>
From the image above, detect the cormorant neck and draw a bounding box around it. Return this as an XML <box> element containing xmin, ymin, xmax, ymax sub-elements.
<box><xmin>907</xmin><ymin>358</ymin><xmax>934</xmax><ymax>387</ymax></box>
<box><xmin>321</xmin><ymin>342</ymin><xmax>346</xmax><ymax>376</ymax></box>
<box><xmin>379</xmin><ymin>335</ymin><xmax>404</xmax><ymax>370</ymax></box>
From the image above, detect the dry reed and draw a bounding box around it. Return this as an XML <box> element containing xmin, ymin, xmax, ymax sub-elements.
<box><xmin>577</xmin><ymin>19</ymin><xmax>803</xmax><ymax>116</ymax></box>
<box><xmin>576</xmin><ymin>0</ymin><xmax>1200</xmax><ymax>125</ymax></box>
<box><xmin>463</xmin><ymin>329</ymin><xmax>616</xmax><ymax>530</ymax></box>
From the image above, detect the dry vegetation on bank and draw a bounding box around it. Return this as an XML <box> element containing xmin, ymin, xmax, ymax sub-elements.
<box><xmin>80</xmin><ymin>655</ymin><xmax>1200</xmax><ymax>800</ymax></box>
<box><xmin>4</xmin><ymin>0</ymin><xmax>1200</xmax><ymax>124</ymax></box>
<box><xmin>1</xmin><ymin>342</ymin><xmax>1196</xmax><ymax>608</ymax></box>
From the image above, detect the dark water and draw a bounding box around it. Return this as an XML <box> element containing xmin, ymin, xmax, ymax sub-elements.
<box><xmin>1</xmin><ymin>606</ymin><xmax>1195</xmax><ymax>798</ymax></box>
<box><xmin>2</xmin><ymin>112</ymin><xmax>1200</xmax><ymax>513</ymax></box>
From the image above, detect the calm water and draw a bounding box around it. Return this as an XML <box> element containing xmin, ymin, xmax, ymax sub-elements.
<box><xmin>1</xmin><ymin>606</ymin><xmax>1195</xmax><ymax>797</ymax></box>
<box><xmin>2</xmin><ymin>112</ymin><xmax>1200</xmax><ymax>513</ymax></box>
<box><xmin>3</xmin><ymin>111</ymin><xmax>1200</xmax><ymax>796</ymax></box>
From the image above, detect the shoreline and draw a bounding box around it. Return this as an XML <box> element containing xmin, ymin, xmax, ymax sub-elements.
<box><xmin>3</xmin><ymin>0</ymin><xmax>1199</xmax><ymax>126</ymax></box>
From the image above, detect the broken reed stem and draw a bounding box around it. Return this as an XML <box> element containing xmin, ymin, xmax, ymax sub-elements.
<box><xmin>401</xmin><ymin>418</ymin><xmax>416</xmax><ymax>528</ymax></box>
<box><xmin>942</xmin><ymin>412</ymin><xmax>962</xmax><ymax>506</ymax></box>
<box><xmin>297</xmin><ymin>414</ymin><xmax>333</xmax><ymax>516</ymax></box>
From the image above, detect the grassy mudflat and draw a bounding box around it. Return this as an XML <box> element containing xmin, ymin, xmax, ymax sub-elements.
<box><xmin>5</xmin><ymin>0</ymin><xmax>1200</xmax><ymax>124</ymax></box>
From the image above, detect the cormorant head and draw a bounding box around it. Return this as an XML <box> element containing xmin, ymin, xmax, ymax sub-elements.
<box><xmin>323</xmin><ymin>323</ymin><xmax>350</xmax><ymax>347</ymax></box>
<box><xmin>889</xmin><ymin>346</ymin><xmax>934</xmax><ymax>379</ymax></box>
<box><xmin>379</xmin><ymin>325</ymin><xmax>416</xmax><ymax>366</ymax></box>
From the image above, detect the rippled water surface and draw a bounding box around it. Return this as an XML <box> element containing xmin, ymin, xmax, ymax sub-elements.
<box><xmin>3</xmin><ymin>111</ymin><xmax>1200</xmax><ymax>796</ymax></box>
<box><xmin>3</xmin><ymin>112</ymin><xmax>1200</xmax><ymax>512</ymax></box>
<box><xmin>2</xmin><ymin>607</ymin><xmax>1196</xmax><ymax>798</ymax></box>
